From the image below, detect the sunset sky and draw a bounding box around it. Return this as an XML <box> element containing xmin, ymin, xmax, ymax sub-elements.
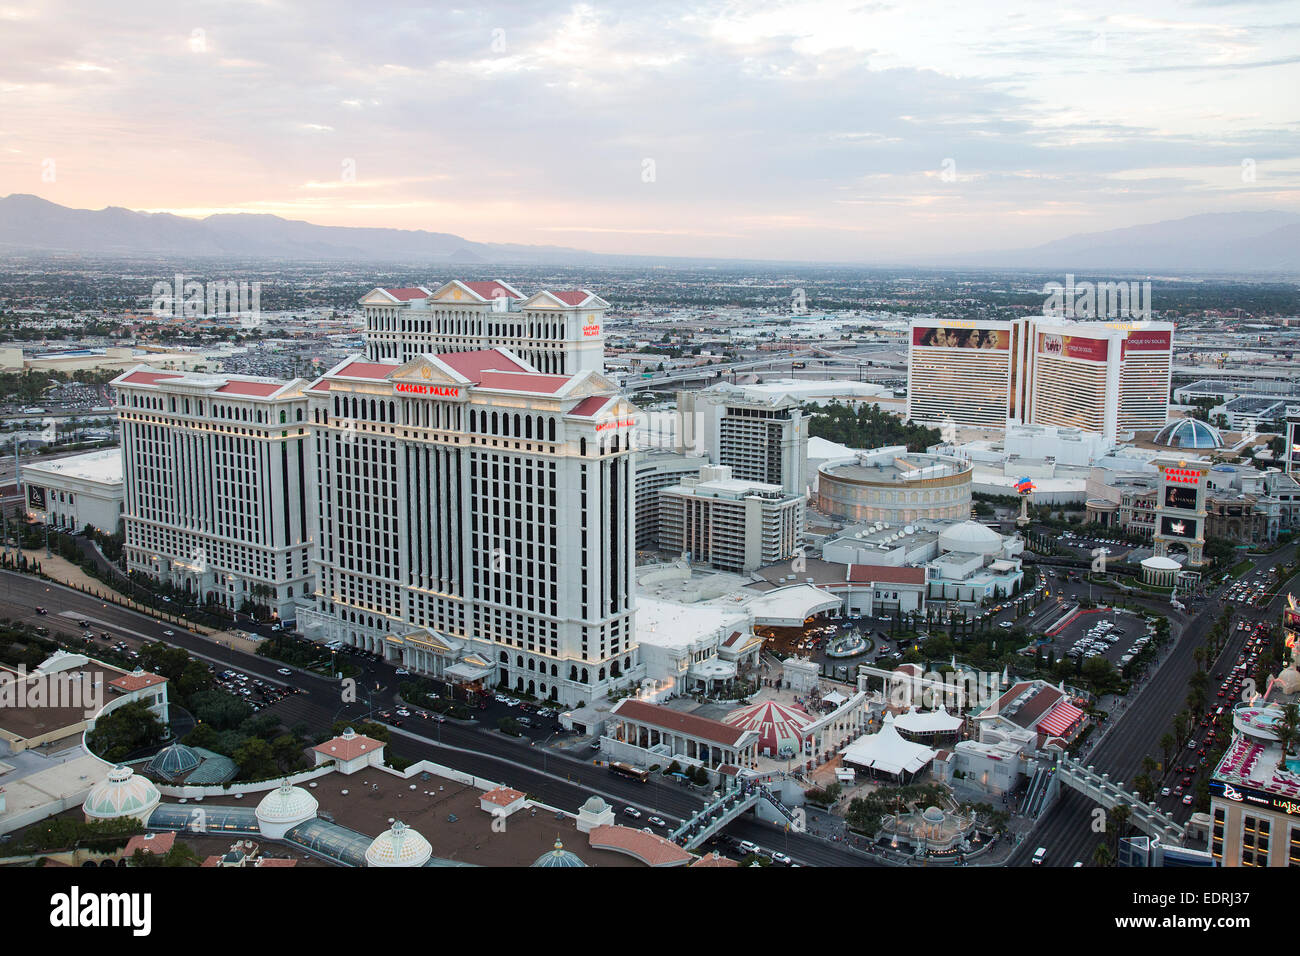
<box><xmin>2</xmin><ymin>0</ymin><xmax>1297</xmax><ymax>260</ymax></box>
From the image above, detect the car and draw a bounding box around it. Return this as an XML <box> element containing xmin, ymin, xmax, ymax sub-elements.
<box><xmin>277</xmin><ymin>667</ymin><xmax>292</xmax><ymax>676</ymax></box>
<box><xmin>396</xmin><ymin>708</ymin><xmax>411</xmax><ymax>717</ymax></box>
<box><xmin>738</xmin><ymin>840</ymin><xmax>759</xmax><ymax>855</ymax></box>
<box><xmin>1182</xmin><ymin>794</ymin><xmax>1194</xmax><ymax>806</ymax></box>
<box><xmin>431</xmin><ymin>714</ymin><xmax>446</xmax><ymax>723</ymax></box>
<box><xmin>1160</xmin><ymin>787</ymin><xmax>1171</xmax><ymax>797</ymax></box>
<box><xmin>771</xmin><ymin>851</ymin><xmax>792</xmax><ymax>865</ymax></box>
<box><xmin>1032</xmin><ymin>847</ymin><xmax>1046</xmax><ymax>865</ymax></box>
<box><xmin>395</xmin><ymin>668</ymin><xmax>410</xmax><ymax>675</ymax></box>
<box><xmin>34</xmin><ymin>606</ymin><xmax>47</xmax><ymax>614</ymax></box>
<box><xmin>77</xmin><ymin>619</ymin><xmax>90</xmax><ymax>628</ymax></box>
<box><xmin>648</xmin><ymin>816</ymin><xmax>667</xmax><ymax>827</ymax></box>
<box><xmin>163</xmin><ymin>629</ymin><xmax>174</xmax><ymax>636</ymax></box>
<box><xmin>623</xmin><ymin>807</ymin><xmax>642</xmax><ymax>819</ymax></box>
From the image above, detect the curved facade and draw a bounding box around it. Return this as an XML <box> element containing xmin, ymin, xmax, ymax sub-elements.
<box><xmin>1153</xmin><ymin>418</ymin><xmax>1222</xmax><ymax>449</ymax></box>
<box><xmin>816</xmin><ymin>450</ymin><xmax>972</xmax><ymax>525</ymax></box>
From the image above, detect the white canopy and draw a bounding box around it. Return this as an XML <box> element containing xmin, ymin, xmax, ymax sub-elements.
<box><xmin>840</xmin><ymin>713</ymin><xmax>936</xmax><ymax>777</ymax></box>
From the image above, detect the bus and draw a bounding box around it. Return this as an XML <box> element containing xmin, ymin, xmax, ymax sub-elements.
<box><xmin>609</xmin><ymin>762</ymin><xmax>649</xmax><ymax>783</ymax></box>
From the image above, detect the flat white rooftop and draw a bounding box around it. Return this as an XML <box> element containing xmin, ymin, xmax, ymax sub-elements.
<box><xmin>22</xmin><ymin>447</ymin><xmax>124</xmax><ymax>486</ymax></box>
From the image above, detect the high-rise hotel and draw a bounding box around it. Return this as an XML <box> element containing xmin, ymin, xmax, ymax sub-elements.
<box><xmin>361</xmin><ymin>279</ymin><xmax>608</xmax><ymax>375</ymax></box>
<box><xmin>113</xmin><ymin>369</ymin><xmax>314</xmax><ymax>620</ymax></box>
<box><xmin>907</xmin><ymin>317</ymin><xmax>1174</xmax><ymax>440</ymax></box>
<box><xmin>299</xmin><ymin>347</ymin><xmax>639</xmax><ymax>706</ymax></box>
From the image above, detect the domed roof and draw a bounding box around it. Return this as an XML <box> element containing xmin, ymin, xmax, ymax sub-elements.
<box><xmin>365</xmin><ymin>820</ymin><xmax>432</xmax><ymax>867</ymax></box>
<box><xmin>580</xmin><ymin>796</ymin><xmax>609</xmax><ymax>815</ymax></box>
<box><xmin>83</xmin><ymin>765</ymin><xmax>161</xmax><ymax>821</ymax></box>
<box><xmin>146</xmin><ymin>742</ymin><xmax>201</xmax><ymax>781</ymax></box>
<box><xmin>724</xmin><ymin>700</ymin><xmax>813</xmax><ymax>756</ymax></box>
<box><xmin>1153</xmin><ymin>418</ymin><xmax>1222</xmax><ymax>449</ymax></box>
<box><xmin>1141</xmin><ymin>556</ymin><xmax>1182</xmax><ymax>571</ymax></box>
<box><xmin>1276</xmin><ymin>667</ymin><xmax>1300</xmax><ymax>696</ymax></box>
<box><xmin>255</xmin><ymin>783</ymin><xmax>319</xmax><ymax>825</ymax></box>
<box><xmin>938</xmin><ymin>520</ymin><xmax>1003</xmax><ymax>555</ymax></box>
<box><xmin>532</xmin><ymin>838</ymin><xmax>587</xmax><ymax>868</ymax></box>
<box><xmin>922</xmin><ymin>806</ymin><xmax>945</xmax><ymax>824</ymax></box>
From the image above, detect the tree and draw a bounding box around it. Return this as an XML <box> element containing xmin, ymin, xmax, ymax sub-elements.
<box><xmin>1092</xmin><ymin>843</ymin><xmax>1115</xmax><ymax>867</ymax></box>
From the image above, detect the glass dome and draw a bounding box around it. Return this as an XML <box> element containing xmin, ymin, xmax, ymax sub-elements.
<box><xmin>1152</xmin><ymin>419</ymin><xmax>1222</xmax><ymax>449</ymax></box>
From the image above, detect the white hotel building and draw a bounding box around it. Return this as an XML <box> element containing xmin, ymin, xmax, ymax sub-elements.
<box><xmin>112</xmin><ymin>367</ymin><xmax>314</xmax><ymax>620</ymax></box>
<box><xmin>907</xmin><ymin>317</ymin><xmax>1174</xmax><ymax>440</ymax></box>
<box><xmin>300</xmin><ymin>347</ymin><xmax>642</xmax><ymax>707</ymax></box>
<box><xmin>361</xmin><ymin>280</ymin><xmax>608</xmax><ymax>375</ymax></box>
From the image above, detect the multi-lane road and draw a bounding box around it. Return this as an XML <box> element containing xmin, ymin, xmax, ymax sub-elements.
<box><xmin>1008</xmin><ymin>544</ymin><xmax>1296</xmax><ymax>866</ymax></box>
<box><xmin>0</xmin><ymin>569</ymin><xmax>876</xmax><ymax>867</ymax></box>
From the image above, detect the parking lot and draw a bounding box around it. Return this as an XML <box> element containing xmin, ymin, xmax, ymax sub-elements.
<box><xmin>1033</xmin><ymin>608</ymin><xmax>1155</xmax><ymax>671</ymax></box>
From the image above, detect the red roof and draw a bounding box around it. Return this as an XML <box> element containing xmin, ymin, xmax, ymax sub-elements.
<box><xmin>313</xmin><ymin>731</ymin><xmax>383</xmax><ymax>762</ymax></box>
<box><xmin>610</xmin><ymin>699</ymin><xmax>751</xmax><ymax>747</ymax></box>
<box><xmin>433</xmin><ymin>349</ymin><xmax>531</xmax><ymax>381</ymax></box>
<box><xmin>125</xmin><ymin>831</ymin><xmax>176</xmax><ymax>856</ymax></box>
<box><xmin>477</xmin><ymin>371</ymin><xmax>569</xmax><ymax>394</ymax></box>
<box><xmin>382</xmin><ymin>287</ymin><xmax>429</xmax><ymax>301</ymax></box>
<box><xmin>1038</xmin><ymin>700</ymin><xmax>1085</xmax><ymax>738</ymax></box>
<box><xmin>109</xmin><ymin>671</ymin><xmax>167</xmax><ymax>692</ymax></box>
<box><xmin>549</xmin><ymin>290</ymin><xmax>592</xmax><ymax>306</ymax></box>
<box><xmin>216</xmin><ymin>381</ymin><xmax>282</xmax><ymax>397</ymax></box>
<box><xmin>462</xmin><ymin>280</ymin><xmax>522</xmax><ymax>300</ymax></box>
<box><xmin>588</xmin><ymin>825</ymin><xmax>692</xmax><ymax>867</ymax></box>
<box><xmin>119</xmin><ymin>370</ymin><xmax>182</xmax><ymax>386</ymax></box>
<box><xmin>333</xmin><ymin>360</ymin><xmax>397</xmax><ymax>381</ymax></box>
<box><xmin>846</xmin><ymin>564</ymin><xmax>927</xmax><ymax>586</ymax></box>
<box><xmin>569</xmin><ymin>395</ymin><xmax>613</xmax><ymax>418</ymax></box>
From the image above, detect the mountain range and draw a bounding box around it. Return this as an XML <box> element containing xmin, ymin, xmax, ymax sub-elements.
<box><xmin>1</xmin><ymin>194</ymin><xmax>1297</xmax><ymax>274</ymax></box>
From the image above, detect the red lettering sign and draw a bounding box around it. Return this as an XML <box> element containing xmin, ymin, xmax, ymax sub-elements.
<box><xmin>395</xmin><ymin>382</ymin><xmax>460</xmax><ymax>397</ymax></box>
<box><xmin>595</xmin><ymin>418</ymin><xmax>635</xmax><ymax>432</ymax></box>
<box><xmin>583</xmin><ymin>325</ymin><xmax>601</xmax><ymax>337</ymax></box>
<box><xmin>1165</xmin><ymin>467</ymin><xmax>1203</xmax><ymax>485</ymax></box>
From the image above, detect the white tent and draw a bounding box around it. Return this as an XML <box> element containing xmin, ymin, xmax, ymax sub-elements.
<box><xmin>840</xmin><ymin>713</ymin><xmax>936</xmax><ymax>777</ymax></box>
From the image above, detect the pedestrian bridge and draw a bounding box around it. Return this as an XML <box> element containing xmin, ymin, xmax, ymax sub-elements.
<box><xmin>1053</xmin><ymin>757</ymin><xmax>1186</xmax><ymax>844</ymax></box>
<box><xmin>670</xmin><ymin>783</ymin><xmax>799</xmax><ymax>850</ymax></box>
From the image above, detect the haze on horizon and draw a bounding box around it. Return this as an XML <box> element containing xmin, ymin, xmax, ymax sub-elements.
<box><xmin>1</xmin><ymin>0</ymin><xmax>1297</xmax><ymax>263</ymax></box>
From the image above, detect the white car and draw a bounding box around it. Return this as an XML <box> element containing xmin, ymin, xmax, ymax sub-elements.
<box><xmin>395</xmin><ymin>668</ymin><xmax>410</xmax><ymax>675</ymax></box>
<box><xmin>163</xmin><ymin>630</ymin><xmax>175</xmax><ymax>636</ymax></box>
<box><xmin>396</xmin><ymin>708</ymin><xmax>411</xmax><ymax>717</ymax></box>
<box><xmin>623</xmin><ymin>806</ymin><xmax>642</xmax><ymax>819</ymax></box>
<box><xmin>771</xmin><ymin>851</ymin><xmax>792</xmax><ymax>865</ymax></box>
<box><xmin>1160</xmin><ymin>787</ymin><xmax>1171</xmax><ymax>797</ymax></box>
<box><xmin>277</xmin><ymin>667</ymin><xmax>292</xmax><ymax>676</ymax></box>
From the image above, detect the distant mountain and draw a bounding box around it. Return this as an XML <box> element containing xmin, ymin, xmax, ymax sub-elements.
<box><xmin>940</xmin><ymin>211</ymin><xmax>1300</xmax><ymax>274</ymax></box>
<box><xmin>2</xmin><ymin>194</ymin><xmax>1297</xmax><ymax>274</ymax></box>
<box><xmin>0</xmin><ymin>194</ymin><xmax>601</xmax><ymax>265</ymax></box>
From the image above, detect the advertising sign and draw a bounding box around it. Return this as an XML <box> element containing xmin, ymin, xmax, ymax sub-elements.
<box><xmin>1038</xmin><ymin>332</ymin><xmax>1110</xmax><ymax>362</ymax></box>
<box><xmin>1163</xmin><ymin>484</ymin><xmax>1198</xmax><ymax>510</ymax></box>
<box><xmin>1160</xmin><ymin>516</ymin><xmax>1198</xmax><ymax>539</ymax></box>
<box><xmin>913</xmin><ymin>326</ymin><xmax>1009</xmax><ymax>350</ymax></box>
<box><xmin>1121</xmin><ymin>329</ymin><xmax>1172</xmax><ymax>358</ymax></box>
<box><xmin>27</xmin><ymin>485</ymin><xmax>46</xmax><ymax>510</ymax></box>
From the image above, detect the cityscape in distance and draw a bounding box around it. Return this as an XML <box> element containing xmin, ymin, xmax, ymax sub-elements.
<box><xmin>1</xmin><ymin>0</ymin><xmax>1297</xmax><ymax>933</ymax></box>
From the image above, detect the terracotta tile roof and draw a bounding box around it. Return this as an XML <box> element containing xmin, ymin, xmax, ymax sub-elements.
<box><xmin>610</xmin><ymin>699</ymin><xmax>750</xmax><ymax>747</ymax></box>
<box><xmin>477</xmin><ymin>371</ymin><xmax>569</xmax><ymax>394</ymax></box>
<box><xmin>549</xmin><ymin>290</ymin><xmax>593</xmax><ymax>306</ymax></box>
<box><xmin>481</xmin><ymin>785</ymin><xmax>525</xmax><ymax>807</ymax></box>
<box><xmin>108</xmin><ymin>671</ymin><xmax>167</xmax><ymax>692</ymax></box>
<box><xmin>333</xmin><ymin>360</ymin><xmax>397</xmax><ymax>381</ymax></box>
<box><xmin>462</xmin><ymin>280</ymin><xmax>523</xmax><ymax>300</ymax></box>
<box><xmin>383</xmin><ymin>287</ymin><xmax>430</xmax><ymax>301</ymax></box>
<box><xmin>588</xmin><ymin>825</ymin><xmax>692</xmax><ymax>866</ymax></box>
<box><xmin>125</xmin><ymin>831</ymin><xmax>176</xmax><ymax>856</ymax></box>
<box><xmin>568</xmin><ymin>395</ymin><xmax>613</xmax><ymax>418</ymax></box>
<box><xmin>119</xmin><ymin>370</ymin><xmax>183</xmax><ymax>386</ymax></box>
<box><xmin>433</xmin><ymin>349</ymin><xmax>531</xmax><ymax>381</ymax></box>
<box><xmin>312</xmin><ymin>732</ymin><xmax>383</xmax><ymax>762</ymax></box>
<box><xmin>215</xmin><ymin>380</ymin><xmax>283</xmax><ymax>397</ymax></box>
<box><xmin>690</xmin><ymin>851</ymin><xmax>739</xmax><ymax>867</ymax></box>
<box><xmin>846</xmin><ymin>564</ymin><xmax>927</xmax><ymax>585</ymax></box>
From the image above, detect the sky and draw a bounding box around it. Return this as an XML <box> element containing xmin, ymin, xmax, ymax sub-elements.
<box><xmin>1</xmin><ymin>0</ymin><xmax>1298</xmax><ymax>261</ymax></box>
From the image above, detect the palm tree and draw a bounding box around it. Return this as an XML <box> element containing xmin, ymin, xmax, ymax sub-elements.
<box><xmin>1093</xmin><ymin>843</ymin><xmax>1115</xmax><ymax>867</ymax></box>
<box><xmin>1160</xmin><ymin>733</ymin><xmax>1175</xmax><ymax>768</ymax></box>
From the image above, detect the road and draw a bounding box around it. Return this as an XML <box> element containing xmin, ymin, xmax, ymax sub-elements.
<box><xmin>0</xmin><ymin>568</ymin><xmax>877</xmax><ymax>867</ymax></box>
<box><xmin>1007</xmin><ymin>543</ymin><xmax>1296</xmax><ymax>866</ymax></box>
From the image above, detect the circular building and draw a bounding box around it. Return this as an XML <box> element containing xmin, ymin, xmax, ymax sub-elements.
<box><xmin>937</xmin><ymin>520</ymin><xmax>1004</xmax><ymax>556</ymax></box>
<box><xmin>365</xmin><ymin>820</ymin><xmax>433</xmax><ymax>867</ymax></box>
<box><xmin>83</xmin><ymin>765</ymin><xmax>161</xmax><ymax>824</ymax></box>
<box><xmin>255</xmin><ymin>782</ymin><xmax>319</xmax><ymax>839</ymax></box>
<box><xmin>1141</xmin><ymin>555</ymin><xmax>1181</xmax><ymax>587</ymax></box>
<box><xmin>146</xmin><ymin>742</ymin><xmax>201</xmax><ymax>782</ymax></box>
<box><xmin>532</xmin><ymin>838</ymin><xmax>588</xmax><ymax>868</ymax></box>
<box><xmin>724</xmin><ymin>699</ymin><xmax>812</xmax><ymax>758</ymax></box>
<box><xmin>816</xmin><ymin>450</ymin><xmax>972</xmax><ymax>525</ymax></box>
<box><xmin>1152</xmin><ymin>419</ymin><xmax>1222</xmax><ymax>450</ymax></box>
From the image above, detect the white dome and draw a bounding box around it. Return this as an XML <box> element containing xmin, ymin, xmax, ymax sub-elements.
<box><xmin>365</xmin><ymin>820</ymin><xmax>432</xmax><ymax>867</ymax></box>
<box><xmin>83</xmin><ymin>765</ymin><xmax>161</xmax><ymax>822</ymax></box>
<box><xmin>938</xmin><ymin>521</ymin><xmax>1003</xmax><ymax>555</ymax></box>
<box><xmin>1141</xmin><ymin>556</ymin><xmax>1181</xmax><ymax>571</ymax></box>
<box><xmin>255</xmin><ymin>783</ymin><xmax>319</xmax><ymax>826</ymax></box>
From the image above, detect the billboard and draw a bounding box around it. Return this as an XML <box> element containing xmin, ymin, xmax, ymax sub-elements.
<box><xmin>913</xmin><ymin>326</ymin><xmax>1009</xmax><ymax>350</ymax></box>
<box><xmin>1122</xmin><ymin>329</ymin><xmax>1172</xmax><ymax>358</ymax></box>
<box><xmin>1163</xmin><ymin>484</ymin><xmax>1198</xmax><ymax>511</ymax></box>
<box><xmin>1160</xmin><ymin>516</ymin><xmax>1198</xmax><ymax>539</ymax></box>
<box><xmin>27</xmin><ymin>485</ymin><xmax>46</xmax><ymax>510</ymax></box>
<box><xmin>1038</xmin><ymin>332</ymin><xmax>1109</xmax><ymax>362</ymax></box>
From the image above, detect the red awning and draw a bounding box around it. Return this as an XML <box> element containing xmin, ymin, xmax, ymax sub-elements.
<box><xmin>1038</xmin><ymin>700</ymin><xmax>1084</xmax><ymax>738</ymax></box>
